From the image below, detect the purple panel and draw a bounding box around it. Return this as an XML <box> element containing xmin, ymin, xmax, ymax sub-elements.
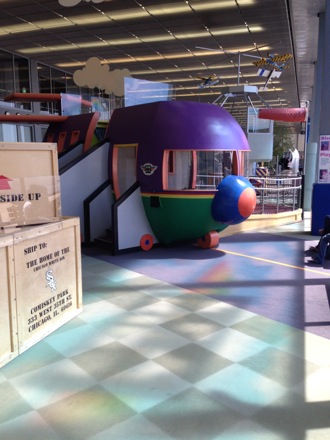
<box><xmin>147</xmin><ymin>101</ymin><xmax>249</xmax><ymax>151</ymax></box>
<box><xmin>107</xmin><ymin>101</ymin><xmax>249</xmax><ymax>191</ymax></box>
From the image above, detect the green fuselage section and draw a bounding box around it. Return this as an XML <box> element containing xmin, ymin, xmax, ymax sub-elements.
<box><xmin>142</xmin><ymin>192</ymin><xmax>227</xmax><ymax>244</ymax></box>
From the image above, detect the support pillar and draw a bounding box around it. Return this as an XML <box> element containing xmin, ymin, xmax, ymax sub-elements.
<box><xmin>303</xmin><ymin>142</ymin><xmax>318</xmax><ymax>210</ymax></box>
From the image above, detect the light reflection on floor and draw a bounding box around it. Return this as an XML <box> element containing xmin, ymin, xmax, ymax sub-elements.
<box><xmin>1</xmin><ymin>213</ymin><xmax>330</xmax><ymax>439</ymax></box>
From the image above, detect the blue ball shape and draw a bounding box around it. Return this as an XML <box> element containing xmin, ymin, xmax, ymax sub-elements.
<box><xmin>211</xmin><ymin>175</ymin><xmax>256</xmax><ymax>225</ymax></box>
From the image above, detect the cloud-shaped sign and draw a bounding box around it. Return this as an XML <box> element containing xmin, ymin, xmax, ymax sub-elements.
<box><xmin>73</xmin><ymin>57</ymin><xmax>131</xmax><ymax>96</ymax></box>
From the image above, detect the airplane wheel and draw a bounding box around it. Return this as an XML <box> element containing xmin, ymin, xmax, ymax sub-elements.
<box><xmin>197</xmin><ymin>231</ymin><xmax>219</xmax><ymax>249</ymax></box>
<box><xmin>140</xmin><ymin>234</ymin><xmax>154</xmax><ymax>251</ymax></box>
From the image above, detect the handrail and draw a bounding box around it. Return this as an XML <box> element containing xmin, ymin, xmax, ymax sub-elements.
<box><xmin>83</xmin><ymin>179</ymin><xmax>112</xmax><ymax>245</ymax></box>
<box><xmin>249</xmin><ymin>175</ymin><xmax>303</xmax><ymax>214</ymax></box>
<box><xmin>112</xmin><ymin>181</ymin><xmax>140</xmax><ymax>254</ymax></box>
<box><xmin>59</xmin><ymin>137</ymin><xmax>110</xmax><ymax>174</ymax></box>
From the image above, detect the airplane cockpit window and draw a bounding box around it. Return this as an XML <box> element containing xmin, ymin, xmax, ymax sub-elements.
<box><xmin>166</xmin><ymin>150</ymin><xmax>193</xmax><ymax>190</ymax></box>
<box><xmin>163</xmin><ymin>150</ymin><xmax>234</xmax><ymax>190</ymax></box>
<box><xmin>113</xmin><ymin>144</ymin><xmax>137</xmax><ymax>199</ymax></box>
<box><xmin>196</xmin><ymin>151</ymin><xmax>233</xmax><ymax>189</ymax></box>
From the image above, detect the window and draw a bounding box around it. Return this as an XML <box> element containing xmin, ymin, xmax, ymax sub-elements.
<box><xmin>196</xmin><ymin>151</ymin><xmax>233</xmax><ymax>189</ymax></box>
<box><xmin>13</xmin><ymin>55</ymin><xmax>31</xmax><ymax>110</ymax></box>
<box><xmin>0</xmin><ymin>51</ymin><xmax>31</xmax><ymax>109</ymax></box>
<box><xmin>163</xmin><ymin>150</ymin><xmax>235</xmax><ymax>190</ymax></box>
<box><xmin>51</xmin><ymin>68</ymin><xmax>66</xmax><ymax>94</ymax></box>
<box><xmin>165</xmin><ymin>150</ymin><xmax>193</xmax><ymax>190</ymax></box>
<box><xmin>0</xmin><ymin>51</ymin><xmax>14</xmax><ymax>100</ymax></box>
<box><xmin>66</xmin><ymin>74</ymin><xmax>80</xmax><ymax>96</ymax></box>
<box><xmin>248</xmin><ymin>107</ymin><xmax>272</xmax><ymax>133</ymax></box>
<box><xmin>112</xmin><ymin>145</ymin><xmax>137</xmax><ymax>199</ymax></box>
<box><xmin>14</xmin><ymin>56</ymin><xmax>30</xmax><ymax>94</ymax></box>
<box><xmin>37</xmin><ymin>63</ymin><xmax>51</xmax><ymax>112</ymax></box>
<box><xmin>37</xmin><ymin>63</ymin><xmax>74</xmax><ymax>114</ymax></box>
<box><xmin>168</xmin><ymin>151</ymin><xmax>174</xmax><ymax>173</ymax></box>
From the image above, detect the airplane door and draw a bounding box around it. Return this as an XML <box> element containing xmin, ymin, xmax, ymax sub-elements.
<box><xmin>112</xmin><ymin>144</ymin><xmax>137</xmax><ymax>199</ymax></box>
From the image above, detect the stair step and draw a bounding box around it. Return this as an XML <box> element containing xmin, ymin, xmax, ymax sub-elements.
<box><xmin>94</xmin><ymin>237</ymin><xmax>113</xmax><ymax>248</ymax></box>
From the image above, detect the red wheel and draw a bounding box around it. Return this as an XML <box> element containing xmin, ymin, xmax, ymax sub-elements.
<box><xmin>140</xmin><ymin>234</ymin><xmax>154</xmax><ymax>251</ymax></box>
<box><xmin>197</xmin><ymin>231</ymin><xmax>219</xmax><ymax>249</ymax></box>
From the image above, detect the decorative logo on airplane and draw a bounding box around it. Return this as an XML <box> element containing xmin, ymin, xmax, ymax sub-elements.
<box><xmin>141</xmin><ymin>163</ymin><xmax>157</xmax><ymax>176</ymax></box>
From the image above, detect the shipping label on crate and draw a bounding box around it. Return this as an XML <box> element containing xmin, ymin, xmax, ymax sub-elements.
<box><xmin>14</xmin><ymin>224</ymin><xmax>82</xmax><ymax>350</ymax></box>
<box><xmin>0</xmin><ymin>142</ymin><xmax>61</xmax><ymax>227</ymax></box>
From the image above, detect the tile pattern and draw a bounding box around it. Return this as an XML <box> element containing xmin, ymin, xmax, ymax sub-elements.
<box><xmin>82</xmin><ymin>213</ymin><xmax>330</xmax><ymax>340</ymax></box>
<box><xmin>1</xmin><ymin>217</ymin><xmax>330</xmax><ymax>439</ymax></box>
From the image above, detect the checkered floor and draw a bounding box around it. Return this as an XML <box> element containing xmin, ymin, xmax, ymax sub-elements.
<box><xmin>1</xmin><ymin>215</ymin><xmax>330</xmax><ymax>439</ymax></box>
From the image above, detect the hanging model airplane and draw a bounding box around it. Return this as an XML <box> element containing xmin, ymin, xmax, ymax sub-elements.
<box><xmin>196</xmin><ymin>46</ymin><xmax>293</xmax><ymax>81</ymax></box>
<box><xmin>252</xmin><ymin>53</ymin><xmax>293</xmax><ymax>71</ymax></box>
<box><xmin>196</xmin><ymin>45</ymin><xmax>271</xmax><ymax>86</ymax></box>
<box><xmin>257</xmin><ymin>68</ymin><xmax>282</xmax><ymax>91</ymax></box>
<box><xmin>195</xmin><ymin>46</ymin><xmax>270</xmax><ymax>108</ymax></box>
<box><xmin>196</xmin><ymin>74</ymin><xmax>219</xmax><ymax>89</ymax></box>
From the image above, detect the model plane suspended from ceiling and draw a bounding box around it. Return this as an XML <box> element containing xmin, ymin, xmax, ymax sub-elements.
<box><xmin>252</xmin><ymin>53</ymin><xmax>293</xmax><ymax>71</ymax></box>
<box><xmin>257</xmin><ymin>68</ymin><xmax>282</xmax><ymax>91</ymax></box>
<box><xmin>196</xmin><ymin>46</ymin><xmax>293</xmax><ymax>82</ymax></box>
<box><xmin>196</xmin><ymin>45</ymin><xmax>272</xmax><ymax>86</ymax></box>
<box><xmin>196</xmin><ymin>74</ymin><xmax>219</xmax><ymax>89</ymax></box>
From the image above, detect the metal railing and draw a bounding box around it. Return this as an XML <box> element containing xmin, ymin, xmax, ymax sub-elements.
<box><xmin>249</xmin><ymin>175</ymin><xmax>302</xmax><ymax>214</ymax></box>
<box><xmin>196</xmin><ymin>172</ymin><xmax>303</xmax><ymax>214</ymax></box>
<box><xmin>196</xmin><ymin>173</ymin><xmax>227</xmax><ymax>189</ymax></box>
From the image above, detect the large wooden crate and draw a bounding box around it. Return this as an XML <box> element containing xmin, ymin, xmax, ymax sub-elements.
<box><xmin>0</xmin><ymin>217</ymin><xmax>82</xmax><ymax>367</ymax></box>
<box><xmin>0</xmin><ymin>234</ymin><xmax>17</xmax><ymax>367</ymax></box>
<box><xmin>0</xmin><ymin>142</ymin><xmax>61</xmax><ymax>227</ymax></box>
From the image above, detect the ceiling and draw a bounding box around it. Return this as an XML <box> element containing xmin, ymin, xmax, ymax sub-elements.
<box><xmin>0</xmin><ymin>0</ymin><xmax>326</xmax><ymax>132</ymax></box>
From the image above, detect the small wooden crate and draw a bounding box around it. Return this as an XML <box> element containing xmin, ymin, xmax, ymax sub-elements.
<box><xmin>0</xmin><ymin>142</ymin><xmax>61</xmax><ymax>227</ymax></box>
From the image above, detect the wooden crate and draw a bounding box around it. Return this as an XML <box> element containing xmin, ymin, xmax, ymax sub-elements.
<box><xmin>0</xmin><ymin>234</ymin><xmax>18</xmax><ymax>368</ymax></box>
<box><xmin>0</xmin><ymin>142</ymin><xmax>61</xmax><ymax>227</ymax></box>
<box><xmin>14</xmin><ymin>217</ymin><xmax>82</xmax><ymax>353</ymax></box>
<box><xmin>0</xmin><ymin>217</ymin><xmax>82</xmax><ymax>366</ymax></box>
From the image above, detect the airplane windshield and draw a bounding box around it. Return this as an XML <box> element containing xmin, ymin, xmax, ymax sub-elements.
<box><xmin>163</xmin><ymin>150</ymin><xmax>234</xmax><ymax>190</ymax></box>
<box><xmin>196</xmin><ymin>151</ymin><xmax>233</xmax><ymax>189</ymax></box>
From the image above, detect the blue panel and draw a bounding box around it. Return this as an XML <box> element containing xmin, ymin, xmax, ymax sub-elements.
<box><xmin>311</xmin><ymin>183</ymin><xmax>330</xmax><ymax>234</ymax></box>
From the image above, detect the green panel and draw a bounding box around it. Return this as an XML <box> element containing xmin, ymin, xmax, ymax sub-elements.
<box><xmin>142</xmin><ymin>195</ymin><xmax>226</xmax><ymax>244</ymax></box>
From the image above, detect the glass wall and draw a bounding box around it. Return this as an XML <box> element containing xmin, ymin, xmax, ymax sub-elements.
<box><xmin>0</xmin><ymin>47</ymin><xmax>117</xmax><ymax>131</ymax></box>
<box><xmin>66</xmin><ymin>74</ymin><xmax>80</xmax><ymax>96</ymax></box>
<box><xmin>0</xmin><ymin>48</ymin><xmax>114</xmax><ymax>116</ymax></box>
<box><xmin>37</xmin><ymin>63</ymin><xmax>67</xmax><ymax>114</ymax></box>
<box><xmin>36</xmin><ymin>62</ymin><xmax>95</xmax><ymax>114</ymax></box>
<box><xmin>0</xmin><ymin>49</ymin><xmax>94</xmax><ymax>142</ymax></box>
<box><xmin>0</xmin><ymin>51</ymin><xmax>14</xmax><ymax>100</ymax></box>
<box><xmin>0</xmin><ymin>50</ymin><xmax>31</xmax><ymax>110</ymax></box>
<box><xmin>14</xmin><ymin>56</ymin><xmax>30</xmax><ymax>94</ymax></box>
<box><xmin>0</xmin><ymin>123</ymin><xmax>33</xmax><ymax>142</ymax></box>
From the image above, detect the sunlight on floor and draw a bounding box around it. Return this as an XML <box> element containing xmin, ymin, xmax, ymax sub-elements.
<box><xmin>1</xmin><ymin>211</ymin><xmax>330</xmax><ymax>439</ymax></box>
